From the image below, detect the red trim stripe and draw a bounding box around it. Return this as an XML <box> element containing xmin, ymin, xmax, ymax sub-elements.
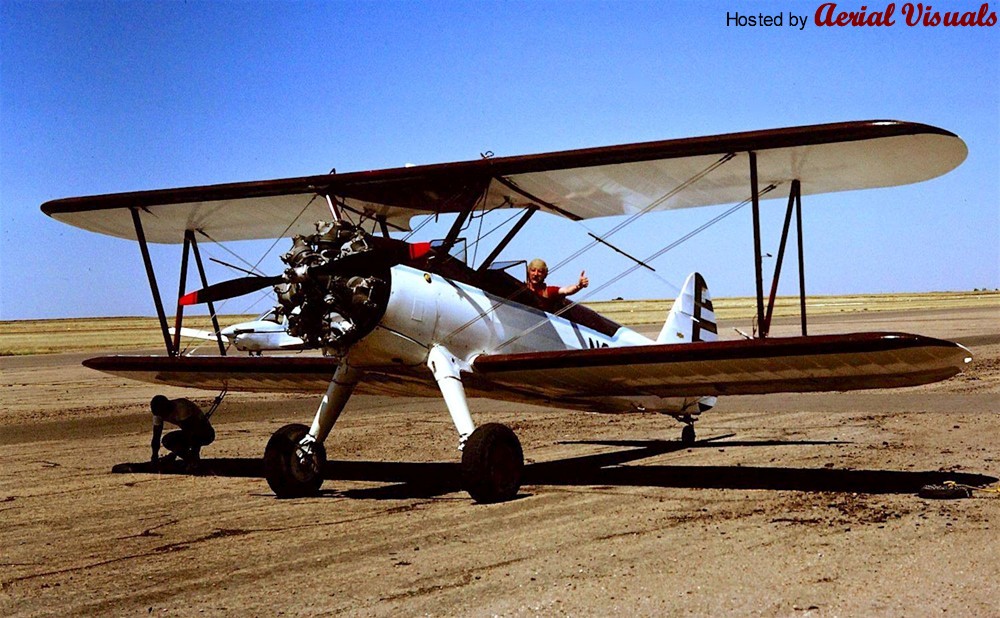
<box><xmin>408</xmin><ymin>242</ymin><xmax>432</xmax><ymax>260</ymax></box>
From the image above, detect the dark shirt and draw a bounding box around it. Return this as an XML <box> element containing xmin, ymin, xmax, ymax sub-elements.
<box><xmin>151</xmin><ymin>398</ymin><xmax>214</xmax><ymax>459</ymax></box>
<box><xmin>153</xmin><ymin>398</ymin><xmax>209</xmax><ymax>432</ymax></box>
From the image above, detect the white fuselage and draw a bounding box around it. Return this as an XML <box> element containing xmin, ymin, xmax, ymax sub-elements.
<box><xmin>348</xmin><ymin>265</ymin><xmax>650</xmax><ymax>367</ymax></box>
<box><xmin>343</xmin><ymin>266</ymin><xmax>702</xmax><ymax>415</ymax></box>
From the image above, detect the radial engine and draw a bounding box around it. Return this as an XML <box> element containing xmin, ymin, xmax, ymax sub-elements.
<box><xmin>273</xmin><ymin>221</ymin><xmax>391</xmax><ymax>351</ymax></box>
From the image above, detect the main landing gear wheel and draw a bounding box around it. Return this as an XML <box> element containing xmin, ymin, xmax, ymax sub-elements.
<box><xmin>461</xmin><ymin>423</ymin><xmax>524</xmax><ymax>504</ymax></box>
<box><xmin>264</xmin><ymin>423</ymin><xmax>326</xmax><ymax>498</ymax></box>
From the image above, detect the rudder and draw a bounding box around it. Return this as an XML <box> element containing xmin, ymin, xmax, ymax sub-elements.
<box><xmin>657</xmin><ymin>272</ymin><xmax>718</xmax><ymax>344</ymax></box>
<box><xmin>658</xmin><ymin>272</ymin><xmax>719</xmax><ymax>413</ymax></box>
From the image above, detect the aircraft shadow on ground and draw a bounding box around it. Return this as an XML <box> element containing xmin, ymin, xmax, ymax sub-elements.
<box><xmin>112</xmin><ymin>435</ymin><xmax>998</xmax><ymax>500</ymax></box>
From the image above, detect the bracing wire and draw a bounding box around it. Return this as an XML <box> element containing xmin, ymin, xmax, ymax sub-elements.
<box><xmin>461</xmin><ymin>207</ymin><xmax>529</xmax><ymax>262</ymax></box>
<box><xmin>248</xmin><ymin>195</ymin><xmax>321</xmax><ymax>274</ymax></box>
<box><xmin>470</xmin><ymin>200</ymin><xmax>489</xmax><ymax>267</ymax></box>
<box><xmin>401</xmin><ymin>214</ymin><xmax>436</xmax><ymax>241</ymax></box>
<box><xmin>197</xmin><ymin>230</ymin><xmax>265</xmax><ymax>275</ymax></box>
<box><xmin>542</xmin><ymin>153</ymin><xmax>736</xmax><ymax>281</ymax></box>
<box><xmin>493</xmin><ymin>182</ymin><xmax>779</xmax><ymax>351</ymax></box>
<box><xmin>185</xmin><ymin>194</ymin><xmax>320</xmax><ymax>349</ymax></box>
<box><xmin>404</xmin><ymin>184</ymin><xmax>505</xmax><ymax>267</ymax></box>
<box><xmin>440</xmin><ymin>153</ymin><xmax>739</xmax><ymax>342</ymax></box>
<box><xmin>402</xmin><ymin>182</ymin><xmax>492</xmax><ymax>243</ymax></box>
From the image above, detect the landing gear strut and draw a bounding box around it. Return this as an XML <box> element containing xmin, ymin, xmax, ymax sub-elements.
<box><xmin>428</xmin><ymin>345</ymin><xmax>524</xmax><ymax>504</ymax></box>
<box><xmin>263</xmin><ymin>358</ymin><xmax>357</xmax><ymax>498</ymax></box>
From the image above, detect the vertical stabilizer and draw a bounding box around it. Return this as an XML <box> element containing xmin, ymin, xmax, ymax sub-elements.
<box><xmin>657</xmin><ymin>272</ymin><xmax>718</xmax><ymax>344</ymax></box>
<box><xmin>659</xmin><ymin>272</ymin><xmax>719</xmax><ymax>412</ymax></box>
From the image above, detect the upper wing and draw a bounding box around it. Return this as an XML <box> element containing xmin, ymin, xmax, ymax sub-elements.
<box><xmin>471</xmin><ymin>333</ymin><xmax>972</xmax><ymax>398</ymax></box>
<box><xmin>42</xmin><ymin>120</ymin><xmax>966</xmax><ymax>243</ymax></box>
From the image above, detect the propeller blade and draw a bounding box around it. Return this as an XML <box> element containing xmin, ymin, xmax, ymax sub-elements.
<box><xmin>179</xmin><ymin>240</ymin><xmax>431</xmax><ymax>305</ymax></box>
<box><xmin>179</xmin><ymin>275</ymin><xmax>283</xmax><ymax>305</ymax></box>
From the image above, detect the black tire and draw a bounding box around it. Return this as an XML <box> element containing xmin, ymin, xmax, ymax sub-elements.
<box><xmin>681</xmin><ymin>424</ymin><xmax>696</xmax><ymax>446</ymax></box>
<box><xmin>461</xmin><ymin>423</ymin><xmax>524</xmax><ymax>504</ymax></box>
<box><xmin>264</xmin><ymin>423</ymin><xmax>326</xmax><ymax>498</ymax></box>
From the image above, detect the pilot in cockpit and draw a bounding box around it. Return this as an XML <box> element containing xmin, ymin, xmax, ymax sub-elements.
<box><xmin>525</xmin><ymin>258</ymin><xmax>588</xmax><ymax>311</ymax></box>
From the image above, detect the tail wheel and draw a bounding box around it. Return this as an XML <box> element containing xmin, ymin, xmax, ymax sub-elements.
<box><xmin>264</xmin><ymin>423</ymin><xmax>326</xmax><ymax>498</ymax></box>
<box><xmin>461</xmin><ymin>423</ymin><xmax>523</xmax><ymax>504</ymax></box>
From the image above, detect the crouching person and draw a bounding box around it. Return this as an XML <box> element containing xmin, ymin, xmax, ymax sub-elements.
<box><xmin>150</xmin><ymin>395</ymin><xmax>215</xmax><ymax>472</ymax></box>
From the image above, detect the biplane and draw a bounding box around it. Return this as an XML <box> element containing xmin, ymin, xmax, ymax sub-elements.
<box><xmin>41</xmin><ymin>120</ymin><xmax>972</xmax><ymax>503</ymax></box>
<box><xmin>170</xmin><ymin>308</ymin><xmax>306</xmax><ymax>355</ymax></box>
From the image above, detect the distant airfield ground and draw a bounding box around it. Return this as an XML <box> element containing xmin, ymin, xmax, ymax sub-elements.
<box><xmin>1</xmin><ymin>291</ymin><xmax>997</xmax><ymax>356</ymax></box>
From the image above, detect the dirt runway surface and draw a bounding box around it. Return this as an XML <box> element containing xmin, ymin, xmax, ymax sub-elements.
<box><xmin>2</xmin><ymin>307</ymin><xmax>999</xmax><ymax>616</ymax></box>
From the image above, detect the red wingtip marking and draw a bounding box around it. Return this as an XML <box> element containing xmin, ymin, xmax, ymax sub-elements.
<box><xmin>409</xmin><ymin>242</ymin><xmax>432</xmax><ymax>260</ymax></box>
<box><xmin>179</xmin><ymin>291</ymin><xmax>199</xmax><ymax>306</ymax></box>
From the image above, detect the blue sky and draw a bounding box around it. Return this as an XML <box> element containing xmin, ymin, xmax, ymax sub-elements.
<box><xmin>2</xmin><ymin>0</ymin><xmax>997</xmax><ymax>319</ymax></box>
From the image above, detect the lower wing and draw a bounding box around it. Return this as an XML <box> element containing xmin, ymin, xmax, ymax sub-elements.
<box><xmin>471</xmin><ymin>332</ymin><xmax>972</xmax><ymax>398</ymax></box>
<box><xmin>82</xmin><ymin>332</ymin><xmax>970</xmax><ymax>400</ymax></box>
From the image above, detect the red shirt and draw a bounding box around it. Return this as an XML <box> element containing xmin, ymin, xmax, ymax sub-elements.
<box><xmin>527</xmin><ymin>285</ymin><xmax>565</xmax><ymax>312</ymax></box>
